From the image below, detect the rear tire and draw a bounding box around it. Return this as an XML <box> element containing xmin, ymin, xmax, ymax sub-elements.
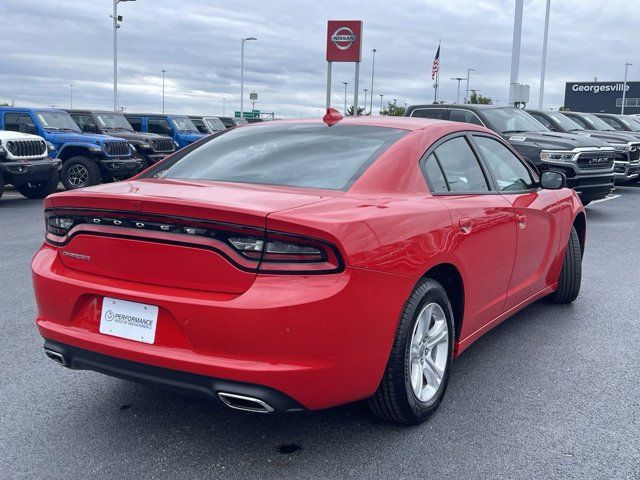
<box><xmin>368</xmin><ymin>278</ymin><xmax>455</xmax><ymax>425</ymax></box>
<box><xmin>548</xmin><ymin>226</ymin><xmax>582</xmax><ymax>304</ymax></box>
<box><xmin>60</xmin><ymin>156</ymin><xmax>101</xmax><ymax>190</ymax></box>
<box><xmin>15</xmin><ymin>171</ymin><xmax>59</xmax><ymax>199</ymax></box>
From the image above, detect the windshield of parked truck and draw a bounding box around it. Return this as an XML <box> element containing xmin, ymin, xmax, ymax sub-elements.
<box><xmin>36</xmin><ymin>111</ymin><xmax>81</xmax><ymax>132</ymax></box>
<box><xmin>204</xmin><ymin>117</ymin><xmax>226</xmax><ymax>132</ymax></box>
<box><xmin>578</xmin><ymin>113</ymin><xmax>616</xmax><ymax>131</ymax></box>
<box><xmin>95</xmin><ymin>112</ymin><xmax>134</xmax><ymax>131</ymax></box>
<box><xmin>170</xmin><ymin>116</ymin><xmax>200</xmax><ymax>133</ymax></box>
<box><xmin>617</xmin><ymin>116</ymin><xmax>640</xmax><ymax>131</ymax></box>
<box><xmin>482</xmin><ymin>108</ymin><xmax>549</xmax><ymax>134</ymax></box>
<box><xmin>547</xmin><ymin>112</ymin><xmax>585</xmax><ymax>131</ymax></box>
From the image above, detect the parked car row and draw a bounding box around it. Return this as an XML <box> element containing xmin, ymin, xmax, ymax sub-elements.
<box><xmin>0</xmin><ymin>107</ymin><xmax>253</xmax><ymax>199</ymax></box>
<box><xmin>405</xmin><ymin>104</ymin><xmax>640</xmax><ymax>204</ymax></box>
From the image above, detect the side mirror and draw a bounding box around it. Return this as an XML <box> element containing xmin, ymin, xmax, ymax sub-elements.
<box><xmin>540</xmin><ymin>171</ymin><xmax>566</xmax><ymax>190</ymax></box>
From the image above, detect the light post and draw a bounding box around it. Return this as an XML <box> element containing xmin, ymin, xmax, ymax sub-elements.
<box><xmin>538</xmin><ymin>0</ymin><xmax>551</xmax><ymax>109</ymax></box>
<box><xmin>451</xmin><ymin>77</ymin><xmax>467</xmax><ymax>104</ymax></box>
<box><xmin>69</xmin><ymin>84</ymin><xmax>73</xmax><ymax>108</ymax></box>
<box><xmin>622</xmin><ymin>62</ymin><xmax>632</xmax><ymax>114</ymax></box>
<box><xmin>509</xmin><ymin>0</ymin><xmax>524</xmax><ymax>104</ymax></box>
<box><xmin>222</xmin><ymin>97</ymin><xmax>226</xmax><ymax>116</ymax></box>
<box><xmin>369</xmin><ymin>48</ymin><xmax>377</xmax><ymax>115</ymax></box>
<box><xmin>363</xmin><ymin>89</ymin><xmax>368</xmax><ymax>115</ymax></box>
<box><xmin>112</xmin><ymin>0</ymin><xmax>136</xmax><ymax>112</ymax></box>
<box><xmin>161</xmin><ymin>69</ymin><xmax>166</xmax><ymax>113</ymax></box>
<box><xmin>240</xmin><ymin>37</ymin><xmax>257</xmax><ymax>118</ymax></box>
<box><xmin>465</xmin><ymin>68</ymin><xmax>475</xmax><ymax>103</ymax></box>
<box><xmin>379</xmin><ymin>94</ymin><xmax>384</xmax><ymax>114</ymax></box>
<box><xmin>342</xmin><ymin>81</ymin><xmax>349</xmax><ymax>115</ymax></box>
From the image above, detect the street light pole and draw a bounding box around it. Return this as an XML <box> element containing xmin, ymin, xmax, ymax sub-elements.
<box><xmin>465</xmin><ymin>68</ymin><xmax>475</xmax><ymax>103</ymax></box>
<box><xmin>69</xmin><ymin>84</ymin><xmax>73</xmax><ymax>108</ymax></box>
<box><xmin>622</xmin><ymin>62</ymin><xmax>632</xmax><ymax>114</ymax></box>
<box><xmin>538</xmin><ymin>0</ymin><xmax>551</xmax><ymax>109</ymax></box>
<box><xmin>369</xmin><ymin>48</ymin><xmax>377</xmax><ymax>115</ymax></box>
<box><xmin>451</xmin><ymin>77</ymin><xmax>467</xmax><ymax>104</ymax></box>
<box><xmin>342</xmin><ymin>81</ymin><xmax>349</xmax><ymax>115</ymax></box>
<box><xmin>222</xmin><ymin>97</ymin><xmax>226</xmax><ymax>116</ymax></box>
<box><xmin>509</xmin><ymin>0</ymin><xmax>524</xmax><ymax>104</ymax></box>
<box><xmin>240</xmin><ymin>37</ymin><xmax>257</xmax><ymax>118</ymax></box>
<box><xmin>161</xmin><ymin>69</ymin><xmax>166</xmax><ymax>113</ymax></box>
<box><xmin>112</xmin><ymin>0</ymin><xmax>136</xmax><ymax>112</ymax></box>
<box><xmin>379</xmin><ymin>94</ymin><xmax>384</xmax><ymax>114</ymax></box>
<box><xmin>363</xmin><ymin>89</ymin><xmax>368</xmax><ymax>115</ymax></box>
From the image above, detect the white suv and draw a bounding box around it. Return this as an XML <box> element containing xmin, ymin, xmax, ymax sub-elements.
<box><xmin>0</xmin><ymin>130</ymin><xmax>61</xmax><ymax>199</ymax></box>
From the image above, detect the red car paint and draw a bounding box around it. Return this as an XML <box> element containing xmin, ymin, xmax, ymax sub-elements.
<box><xmin>32</xmin><ymin>117</ymin><xmax>585</xmax><ymax>410</ymax></box>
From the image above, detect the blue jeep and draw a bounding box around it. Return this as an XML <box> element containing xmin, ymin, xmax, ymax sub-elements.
<box><xmin>0</xmin><ymin>107</ymin><xmax>141</xmax><ymax>190</ymax></box>
<box><xmin>124</xmin><ymin>113</ymin><xmax>206</xmax><ymax>149</ymax></box>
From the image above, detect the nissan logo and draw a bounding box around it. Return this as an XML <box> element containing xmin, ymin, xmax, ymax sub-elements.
<box><xmin>331</xmin><ymin>27</ymin><xmax>356</xmax><ymax>50</ymax></box>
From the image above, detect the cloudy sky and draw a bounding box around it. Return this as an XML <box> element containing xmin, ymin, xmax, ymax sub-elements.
<box><xmin>0</xmin><ymin>0</ymin><xmax>636</xmax><ymax>117</ymax></box>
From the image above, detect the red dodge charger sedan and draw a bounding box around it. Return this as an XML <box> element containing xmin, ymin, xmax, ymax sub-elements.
<box><xmin>33</xmin><ymin>112</ymin><xmax>584</xmax><ymax>424</ymax></box>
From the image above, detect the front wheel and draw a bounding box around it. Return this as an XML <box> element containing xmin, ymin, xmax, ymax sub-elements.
<box><xmin>368</xmin><ymin>278</ymin><xmax>454</xmax><ymax>425</ymax></box>
<box><xmin>548</xmin><ymin>226</ymin><xmax>582</xmax><ymax>303</ymax></box>
<box><xmin>15</xmin><ymin>171</ymin><xmax>59</xmax><ymax>199</ymax></box>
<box><xmin>60</xmin><ymin>156</ymin><xmax>101</xmax><ymax>190</ymax></box>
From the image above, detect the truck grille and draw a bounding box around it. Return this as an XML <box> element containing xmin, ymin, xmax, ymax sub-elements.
<box><xmin>629</xmin><ymin>144</ymin><xmax>640</xmax><ymax>162</ymax></box>
<box><xmin>576</xmin><ymin>151</ymin><xmax>614</xmax><ymax>170</ymax></box>
<box><xmin>104</xmin><ymin>141</ymin><xmax>130</xmax><ymax>157</ymax></box>
<box><xmin>5</xmin><ymin>139</ymin><xmax>47</xmax><ymax>158</ymax></box>
<box><xmin>150</xmin><ymin>138</ymin><xmax>175</xmax><ymax>153</ymax></box>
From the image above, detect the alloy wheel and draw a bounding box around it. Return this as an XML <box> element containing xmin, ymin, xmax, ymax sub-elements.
<box><xmin>67</xmin><ymin>164</ymin><xmax>89</xmax><ymax>188</ymax></box>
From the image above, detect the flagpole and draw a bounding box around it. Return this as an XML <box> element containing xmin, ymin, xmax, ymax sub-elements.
<box><xmin>433</xmin><ymin>40</ymin><xmax>441</xmax><ymax>103</ymax></box>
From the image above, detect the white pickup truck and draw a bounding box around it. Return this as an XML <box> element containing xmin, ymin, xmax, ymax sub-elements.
<box><xmin>0</xmin><ymin>130</ymin><xmax>61</xmax><ymax>199</ymax></box>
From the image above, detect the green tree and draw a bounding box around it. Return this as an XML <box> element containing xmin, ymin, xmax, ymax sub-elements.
<box><xmin>0</xmin><ymin>102</ymin><xmax>10</xmax><ymax>106</ymax></box>
<box><xmin>558</xmin><ymin>106</ymin><xmax>571</xmax><ymax>111</ymax></box>
<box><xmin>469</xmin><ymin>91</ymin><xmax>493</xmax><ymax>105</ymax></box>
<box><xmin>380</xmin><ymin>101</ymin><xmax>406</xmax><ymax>116</ymax></box>
<box><xmin>346</xmin><ymin>105</ymin><xmax>365</xmax><ymax>116</ymax></box>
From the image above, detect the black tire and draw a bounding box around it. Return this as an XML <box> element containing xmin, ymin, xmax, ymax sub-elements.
<box><xmin>0</xmin><ymin>174</ymin><xmax>4</xmax><ymax>198</ymax></box>
<box><xmin>15</xmin><ymin>171</ymin><xmax>59</xmax><ymax>199</ymax></box>
<box><xmin>548</xmin><ymin>226</ymin><xmax>582</xmax><ymax>304</ymax></box>
<box><xmin>368</xmin><ymin>278</ymin><xmax>455</xmax><ymax>425</ymax></box>
<box><xmin>134</xmin><ymin>152</ymin><xmax>150</xmax><ymax>171</ymax></box>
<box><xmin>60</xmin><ymin>156</ymin><xmax>101</xmax><ymax>190</ymax></box>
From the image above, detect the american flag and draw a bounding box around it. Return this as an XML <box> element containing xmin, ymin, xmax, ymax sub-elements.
<box><xmin>431</xmin><ymin>43</ymin><xmax>441</xmax><ymax>80</ymax></box>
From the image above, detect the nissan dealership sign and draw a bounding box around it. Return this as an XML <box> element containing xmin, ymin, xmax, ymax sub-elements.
<box><xmin>564</xmin><ymin>81</ymin><xmax>640</xmax><ymax>113</ymax></box>
<box><xmin>326</xmin><ymin>20</ymin><xmax>363</xmax><ymax>62</ymax></box>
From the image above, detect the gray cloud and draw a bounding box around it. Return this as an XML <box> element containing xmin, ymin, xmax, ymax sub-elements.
<box><xmin>0</xmin><ymin>0</ymin><xmax>637</xmax><ymax>117</ymax></box>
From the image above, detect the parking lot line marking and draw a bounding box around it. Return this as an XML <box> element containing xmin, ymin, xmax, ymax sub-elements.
<box><xmin>589</xmin><ymin>194</ymin><xmax>620</xmax><ymax>205</ymax></box>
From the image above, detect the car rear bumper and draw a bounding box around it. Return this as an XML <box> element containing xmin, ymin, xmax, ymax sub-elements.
<box><xmin>43</xmin><ymin>339</ymin><xmax>304</xmax><ymax>412</ymax></box>
<box><xmin>32</xmin><ymin>244</ymin><xmax>413</xmax><ymax>410</ymax></box>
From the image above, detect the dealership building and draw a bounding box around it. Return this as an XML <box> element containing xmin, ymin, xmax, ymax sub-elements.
<box><xmin>564</xmin><ymin>81</ymin><xmax>640</xmax><ymax>114</ymax></box>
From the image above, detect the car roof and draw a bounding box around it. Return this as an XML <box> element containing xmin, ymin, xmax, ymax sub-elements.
<box><xmin>408</xmin><ymin>104</ymin><xmax>510</xmax><ymax>111</ymax></box>
<box><xmin>249</xmin><ymin>115</ymin><xmax>482</xmax><ymax>132</ymax></box>
<box><xmin>65</xmin><ymin>109</ymin><xmax>123</xmax><ymax>114</ymax></box>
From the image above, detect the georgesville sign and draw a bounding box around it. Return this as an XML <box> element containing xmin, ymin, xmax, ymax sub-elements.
<box><xmin>564</xmin><ymin>81</ymin><xmax>640</xmax><ymax>113</ymax></box>
<box><xmin>326</xmin><ymin>20</ymin><xmax>363</xmax><ymax>63</ymax></box>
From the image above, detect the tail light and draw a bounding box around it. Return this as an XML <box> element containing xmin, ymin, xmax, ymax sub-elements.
<box><xmin>45</xmin><ymin>211</ymin><xmax>344</xmax><ymax>274</ymax></box>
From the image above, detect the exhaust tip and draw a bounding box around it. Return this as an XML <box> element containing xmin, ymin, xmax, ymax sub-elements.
<box><xmin>218</xmin><ymin>392</ymin><xmax>275</xmax><ymax>413</ymax></box>
<box><xmin>44</xmin><ymin>349</ymin><xmax>67</xmax><ymax>367</ymax></box>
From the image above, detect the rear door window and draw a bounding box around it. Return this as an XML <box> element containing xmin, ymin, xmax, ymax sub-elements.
<box><xmin>449</xmin><ymin>110</ymin><xmax>484</xmax><ymax>126</ymax></box>
<box><xmin>127</xmin><ymin>117</ymin><xmax>143</xmax><ymax>131</ymax></box>
<box><xmin>432</xmin><ymin>136</ymin><xmax>490</xmax><ymax>193</ymax></box>
<box><xmin>409</xmin><ymin>108</ymin><xmax>450</xmax><ymax>120</ymax></box>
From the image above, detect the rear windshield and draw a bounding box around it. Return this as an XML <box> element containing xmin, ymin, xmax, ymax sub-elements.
<box><xmin>154</xmin><ymin>123</ymin><xmax>406</xmax><ymax>190</ymax></box>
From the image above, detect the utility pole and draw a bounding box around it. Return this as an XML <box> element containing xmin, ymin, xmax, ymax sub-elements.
<box><xmin>369</xmin><ymin>48</ymin><xmax>377</xmax><ymax>114</ymax></box>
<box><xmin>161</xmin><ymin>69</ymin><xmax>166</xmax><ymax>113</ymax></box>
<box><xmin>240</xmin><ymin>37</ymin><xmax>257</xmax><ymax>118</ymax></box>
<box><xmin>465</xmin><ymin>68</ymin><xmax>475</xmax><ymax>103</ymax></box>
<box><xmin>363</xmin><ymin>89</ymin><xmax>368</xmax><ymax>115</ymax></box>
<box><xmin>379</xmin><ymin>94</ymin><xmax>384</xmax><ymax>113</ymax></box>
<box><xmin>112</xmin><ymin>0</ymin><xmax>136</xmax><ymax>112</ymax></box>
<box><xmin>69</xmin><ymin>84</ymin><xmax>73</xmax><ymax>108</ymax></box>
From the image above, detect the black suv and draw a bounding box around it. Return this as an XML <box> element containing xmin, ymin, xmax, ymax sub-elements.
<box><xmin>66</xmin><ymin>110</ymin><xmax>176</xmax><ymax>169</ymax></box>
<box><xmin>405</xmin><ymin>104</ymin><xmax>615</xmax><ymax>204</ymax></box>
<box><xmin>528</xmin><ymin>109</ymin><xmax>640</xmax><ymax>184</ymax></box>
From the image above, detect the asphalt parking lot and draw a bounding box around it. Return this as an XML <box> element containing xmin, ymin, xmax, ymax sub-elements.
<box><xmin>1</xmin><ymin>186</ymin><xmax>639</xmax><ymax>480</ymax></box>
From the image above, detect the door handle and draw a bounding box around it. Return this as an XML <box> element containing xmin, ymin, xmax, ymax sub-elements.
<box><xmin>459</xmin><ymin>217</ymin><xmax>473</xmax><ymax>234</ymax></box>
<box><xmin>516</xmin><ymin>214</ymin><xmax>527</xmax><ymax>229</ymax></box>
